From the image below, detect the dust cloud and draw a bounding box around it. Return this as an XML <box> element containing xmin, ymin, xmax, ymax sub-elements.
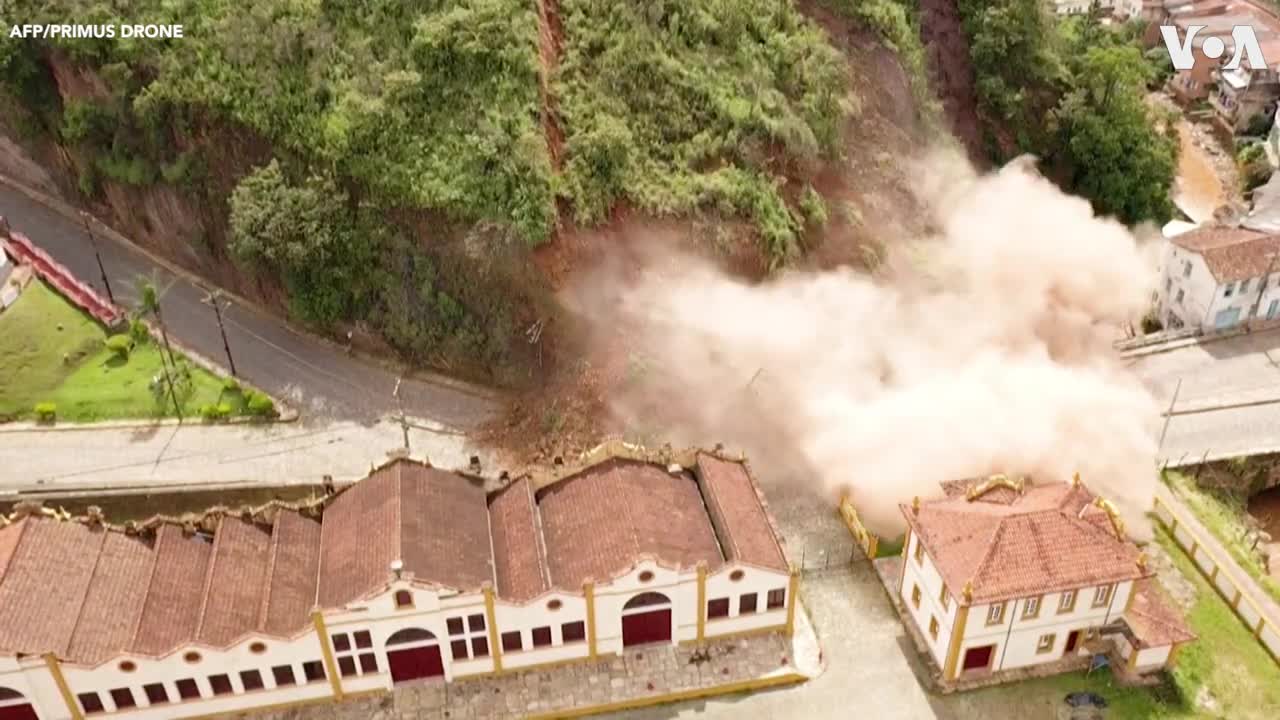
<box><xmin>574</xmin><ymin>152</ymin><xmax>1161</xmax><ymax>537</ymax></box>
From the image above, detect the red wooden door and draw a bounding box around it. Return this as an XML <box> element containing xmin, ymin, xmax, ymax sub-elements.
<box><xmin>962</xmin><ymin>645</ymin><xmax>993</xmax><ymax>672</ymax></box>
<box><xmin>0</xmin><ymin>704</ymin><xmax>38</xmax><ymax>720</ymax></box>
<box><xmin>622</xmin><ymin>609</ymin><xmax>672</xmax><ymax>647</ymax></box>
<box><xmin>387</xmin><ymin>645</ymin><xmax>444</xmax><ymax>683</ymax></box>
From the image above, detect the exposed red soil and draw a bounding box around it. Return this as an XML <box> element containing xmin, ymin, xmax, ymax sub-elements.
<box><xmin>535</xmin><ymin>0</ymin><xmax>566</xmax><ymax>171</ymax></box>
<box><xmin>918</xmin><ymin>0</ymin><xmax>985</xmax><ymax>165</ymax></box>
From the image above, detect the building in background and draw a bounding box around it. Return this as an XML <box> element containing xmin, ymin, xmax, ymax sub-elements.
<box><xmin>0</xmin><ymin>445</ymin><xmax>796</xmax><ymax>720</ymax></box>
<box><xmin>1157</xmin><ymin>225</ymin><xmax>1280</xmax><ymax>330</ymax></box>
<box><xmin>897</xmin><ymin>475</ymin><xmax>1194</xmax><ymax>686</ymax></box>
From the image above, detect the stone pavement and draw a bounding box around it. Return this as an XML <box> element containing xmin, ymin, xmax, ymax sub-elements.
<box><xmin>0</xmin><ymin>418</ymin><xmax>489</xmax><ymax>492</ymax></box>
<box><xmin>237</xmin><ymin>615</ymin><xmax>820</xmax><ymax>720</ymax></box>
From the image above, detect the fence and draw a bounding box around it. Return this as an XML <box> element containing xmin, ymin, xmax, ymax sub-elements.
<box><xmin>838</xmin><ymin>495</ymin><xmax>879</xmax><ymax>560</ymax></box>
<box><xmin>1152</xmin><ymin>495</ymin><xmax>1280</xmax><ymax>666</ymax></box>
<box><xmin>0</xmin><ymin>226</ymin><xmax>124</xmax><ymax>326</ymax></box>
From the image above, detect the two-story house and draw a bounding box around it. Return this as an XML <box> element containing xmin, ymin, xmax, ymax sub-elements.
<box><xmin>1158</xmin><ymin>225</ymin><xmax>1280</xmax><ymax>330</ymax></box>
<box><xmin>897</xmin><ymin>475</ymin><xmax>1193</xmax><ymax>686</ymax></box>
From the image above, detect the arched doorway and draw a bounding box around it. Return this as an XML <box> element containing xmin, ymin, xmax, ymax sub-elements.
<box><xmin>385</xmin><ymin>627</ymin><xmax>444</xmax><ymax>684</ymax></box>
<box><xmin>0</xmin><ymin>687</ymin><xmax>37</xmax><ymax>720</ymax></box>
<box><xmin>621</xmin><ymin>592</ymin><xmax>673</xmax><ymax>647</ymax></box>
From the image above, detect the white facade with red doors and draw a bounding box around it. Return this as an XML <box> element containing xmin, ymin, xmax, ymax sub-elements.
<box><xmin>896</xmin><ymin>475</ymin><xmax>1194</xmax><ymax>686</ymax></box>
<box><xmin>0</xmin><ymin>444</ymin><xmax>797</xmax><ymax>719</ymax></box>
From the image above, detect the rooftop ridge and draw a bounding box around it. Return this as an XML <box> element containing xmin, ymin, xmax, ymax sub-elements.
<box><xmin>192</xmin><ymin>517</ymin><xmax>225</xmax><ymax>641</ymax></box>
<box><xmin>60</xmin><ymin>526</ymin><xmax>110</xmax><ymax>657</ymax></box>
<box><xmin>256</xmin><ymin>512</ymin><xmax>285</xmax><ymax>633</ymax></box>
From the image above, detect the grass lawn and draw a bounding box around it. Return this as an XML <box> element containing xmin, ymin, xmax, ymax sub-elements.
<box><xmin>954</xmin><ymin>528</ymin><xmax>1280</xmax><ymax>719</ymax></box>
<box><xmin>1163</xmin><ymin>470</ymin><xmax>1280</xmax><ymax>605</ymax></box>
<box><xmin>0</xmin><ymin>281</ymin><xmax>240</xmax><ymax>422</ymax></box>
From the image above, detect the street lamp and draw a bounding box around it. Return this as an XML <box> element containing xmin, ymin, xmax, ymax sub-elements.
<box><xmin>79</xmin><ymin>211</ymin><xmax>115</xmax><ymax>305</ymax></box>
<box><xmin>201</xmin><ymin>289</ymin><xmax>237</xmax><ymax>376</ymax></box>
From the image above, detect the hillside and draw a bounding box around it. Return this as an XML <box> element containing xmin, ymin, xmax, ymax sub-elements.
<box><xmin>0</xmin><ymin>0</ymin><xmax>941</xmax><ymax>388</ymax></box>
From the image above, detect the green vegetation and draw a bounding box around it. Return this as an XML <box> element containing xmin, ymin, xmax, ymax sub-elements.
<box><xmin>557</xmin><ymin>0</ymin><xmax>852</xmax><ymax>266</ymax></box>
<box><xmin>874</xmin><ymin>534</ymin><xmax>904</xmax><ymax>559</ymax></box>
<box><xmin>1164</xmin><ymin>471</ymin><xmax>1280</xmax><ymax>605</ymax></box>
<box><xmin>957</xmin><ymin>528</ymin><xmax>1280</xmax><ymax>718</ymax></box>
<box><xmin>957</xmin><ymin>1</ymin><xmax>1176</xmax><ymax>225</ymax></box>
<box><xmin>0</xmin><ymin>281</ymin><xmax>242</xmax><ymax>422</ymax></box>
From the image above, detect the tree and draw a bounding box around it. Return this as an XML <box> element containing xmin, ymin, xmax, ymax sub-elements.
<box><xmin>228</xmin><ymin>160</ymin><xmax>374</xmax><ymax>326</ymax></box>
<box><xmin>1052</xmin><ymin>47</ymin><xmax>1176</xmax><ymax>224</ymax></box>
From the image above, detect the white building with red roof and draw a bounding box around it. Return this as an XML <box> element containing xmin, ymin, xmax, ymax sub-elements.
<box><xmin>897</xmin><ymin>475</ymin><xmax>1194</xmax><ymax>685</ymax></box>
<box><xmin>1157</xmin><ymin>225</ymin><xmax>1280</xmax><ymax>331</ymax></box>
<box><xmin>0</xmin><ymin>444</ymin><xmax>795</xmax><ymax>720</ymax></box>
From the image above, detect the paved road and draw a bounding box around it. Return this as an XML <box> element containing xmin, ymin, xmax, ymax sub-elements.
<box><xmin>1128</xmin><ymin>328</ymin><xmax>1280</xmax><ymax>414</ymax></box>
<box><xmin>0</xmin><ymin>420</ymin><xmax>488</xmax><ymax>491</ymax></box>
<box><xmin>0</xmin><ymin>183</ymin><xmax>503</xmax><ymax>428</ymax></box>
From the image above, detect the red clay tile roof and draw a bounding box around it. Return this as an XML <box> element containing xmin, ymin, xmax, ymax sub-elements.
<box><xmin>317</xmin><ymin>461</ymin><xmax>493</xmax><ymax>608</ymax></box>
<box><xmin>132</xmin><ymin>524</ymin><xmax>214</xmax><ymax>656</ymax></box>
<box><xmin>489</xmin><ymin>478</ymin><xmax>551</xmax><ymax>602</ymax></box>
<box><xmin>196</xmin><ymin>518</ymin><xmax>273</xmax><ymax>647</ymax></box>
<box><xmin>66</xmin><ymin>530</ymin><xmax>154</xmax><ymax>665</ymax></box>
<box><xmin>259</xmin><ymin>511</ymin><xmax>322</xmax><ymax>636</ymax></box>
<box><xmin>0</xmin><ymin>452</ymin><xmax>788</xmax><ymax>664</ymax></box>
<box><xmin>0</xmin><ymin>519</ymin><xmax>103</xmax><ymax>656</ymax></box>
<box><xmin>1170</xmin><ymin>226</ymin><xmax>1280</xmax><ymax>282</ymax></box>
<box><xmin>696</xmin><ymin>454</ymin><xmax>788</xmax><ymax>572</ymax></box>
<box><xmin>901</xmin><ymin>481</ymin><xmax>1148</xmax><ymax>604</ymax></box>
<box><xmin>537</xmin><ymin>459</ymin><xmax>725</xmax><ymax>587</ymax></box>
<box><xmin>1125</xmin><ymin>578</ymin><xmax>1197</xmax><ymax>648</ymax></box>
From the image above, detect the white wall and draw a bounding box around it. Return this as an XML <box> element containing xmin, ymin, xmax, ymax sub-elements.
<box><xmin>2</xmin><ymin>558</ymin><xmax>790</xmax><ymax>718</ymax></box>
<box><xmin>701</xmin><ymin>564</ymin><xmax>790</xmax><ymax>638</ymax></box>
<box><xmin>954</xmin><ymin>581</ymin><xmax>1134</xmax><ymax>675</ymax></box>
<box><xmin>899</xmin><ymin>533</ymin><xmax>958</xmax><ymax>669</ymax></box>
<box><xmin>1136</xmin><ymin>644</ymin><xmax>1173</xmax><ymax>669</ymax></box>
<box><xmin>1160</xmin><ymin>242</ymin><xmax>1280</xmax><ymax>330</ymax></box>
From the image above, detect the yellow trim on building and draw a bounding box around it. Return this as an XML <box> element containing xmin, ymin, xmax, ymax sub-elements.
<box><xmin>585</xmin><ymin>581</ymin><xmax>598</xmax><ymax>660</ymax></box>
<box><xmin>898</xmin><ymin>528</ymin><xmax>912</xmax><ymax>594</ymax></box>
<box><xmin>44</xmin><ymin>653</ymin><xmax>84</xmax><ymax>720</ymax></box>
<box><xmin>483</xmin><ymin>585</ymin><xmax>503</xmax><ymax>673</ymax></box>
<box><xmin>942</xmin><ymin>605</ymin><xmax>970</xmax><ymax>682</ymax></box>
<box><xmin>523</xmin><ymin>672</ymin><xmax>808</xmax><ymax>720</ymax></box>
<box><xmin>696</xmin><ymin>564</ymin><xmax>707</xmax><ymax>642</ymax></box>
<box><xmin>311</xmin><ymin>610</ymin><xmax>344</xmax><ymax>701</ymax></box>
<box><xmin>784</xmin><ymin>566</ymin><xmax>800</xmax><ymax>637</ymax></box>
<box><xmin>1127</xmin><ymin>644</ymin><xmax>1140</xmax><ymax>672</ymax></box>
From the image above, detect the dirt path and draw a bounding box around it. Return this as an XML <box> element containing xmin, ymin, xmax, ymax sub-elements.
<box><xmin>535</xmin><ymin>0</ymin><xmax>565</xmax><ymax>172</ymax></box>
<box><xmin>1150</xmin><ymin>93</ymin><xmax>1242</xmax><ymax>223</ymax></box>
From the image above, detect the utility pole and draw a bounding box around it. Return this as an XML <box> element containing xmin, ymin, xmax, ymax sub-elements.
<box><xmin>1158</xmin><ymin>377</ymin><xmax>1182</xmax><ymax>455</ymax></box>
<box><xmin>80</xmin><ymin>211</ymin><xmax>115</xmax><ymax>305</ymax></box>
<box><xmin>202</xmin><ymin>289</ymin><xmax>237</xmax><ymax>376</ymax></box>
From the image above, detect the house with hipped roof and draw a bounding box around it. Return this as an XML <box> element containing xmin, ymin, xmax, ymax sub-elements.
<box><xmin>1157</xmin><ymin>225</ymin><xmax>1280</xmax><ymax>330</ymax></box>
<box><xmin>0</xmin><ymin>444</ymin><xmax>795</xmax><ymax>720</ymax></box>
<box><xmin>897</xmin><ymin>475</ymin><xmax>1194</xmax><ymax>686</ymax></box>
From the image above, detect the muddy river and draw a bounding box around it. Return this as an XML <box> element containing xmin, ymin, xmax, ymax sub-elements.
<box><xmin>1173</xmin><ymin>121</ymin><xmax>1226</xmax><ymax>224</ymax></box>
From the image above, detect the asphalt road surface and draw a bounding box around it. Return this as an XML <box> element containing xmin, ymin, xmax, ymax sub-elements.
<box><xmin>0</xmin><ymin>185</ymin><xmax>503</xmax><ymax>427</ymax></box>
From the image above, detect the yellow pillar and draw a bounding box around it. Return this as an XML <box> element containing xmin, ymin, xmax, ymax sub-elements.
<box><xmin>584</xmin><ymin>581</ymin><xmax>598</xmax><ymax>660</ymax></box>
<box><xmin>483</xmin><ymin>584</ymin><xmax>503</xmax><ymax>673</ymax></box>
<box><xmin>784</xmin><ymin>565</ymin><xmax>801</xmax><ymax>636</ymax></box>
<box><xmin>1256</xmin><ymin>617</ymin><xmax>1267</xmax><ymax>639</ymax></box>
<box><xmin>311</xmin><ymin>610</ymin><xmax>344</xmax><ymax>701</ymax></box>
<box><xmin>898</xmin><ymin>528</ymin><xmax>912</xmax><ymax>595</ymax></box>
<box><xmin>44</xmin><ymin>653</ymin><xmax>83</xmax><ymax>720</ymax></box>
<box><xmin>695</xmin><ymin>563</ymin><xmax>708</xmax><ymax>643</ymax></box>
<box><xmin>942</xmin><ymin>605</ymin><xmax>970</xmax><ymax>682</ymax></box>
<box><xmin>1127</xmin><ymin>644</ymin><xmax>1140</xmax><ymax>672</ymax></box>
<box><xmin>1234</xmin><ymin>590</ymin><xmax>1243</xmax><ymax>608</ymax></box>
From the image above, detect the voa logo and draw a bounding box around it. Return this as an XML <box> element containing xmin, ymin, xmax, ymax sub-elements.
<box><xmin>1160</xmin><ymin>25</ymin><xmax>1268</xmax><ymax>71</ymax></box>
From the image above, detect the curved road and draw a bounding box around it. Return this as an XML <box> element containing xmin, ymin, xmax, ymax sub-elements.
<box><xmin>0</xmin><ymin>182</ymin><xmax>503</xmax><ymax>428</ymax></box>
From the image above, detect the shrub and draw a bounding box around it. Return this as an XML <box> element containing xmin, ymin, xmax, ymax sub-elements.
<box><xmin>799</xmin><ymin>186</ymin><xmax>829</xmax><ymax>228</ymax></box>
<box><xmin>129</xmin><ymin>318</ymin><xmax>150</xmax><ymax>343</ymax></box>
<box><xmin>199</xmin><ymin>403</ymin><xmax>232</xmax><ymax>422</ymax></box>
<box><xmin>33</xmin><ymin>402</ymin><xmax>56</xmax><ymax>422</ymax></box>
<box><xmin>245</xmin><ymin>391</ymin><xmax>276</xmax><ymax>417</ymax></box>
<box><xmin>105</xmin><ymin>334</ymin><xmax>134</xmax><ymax>359</ymax></box>
<box><xmin>221</xmin><ymin>377</ymin><xmax>242</xmax><ymax>393</ymax></box>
